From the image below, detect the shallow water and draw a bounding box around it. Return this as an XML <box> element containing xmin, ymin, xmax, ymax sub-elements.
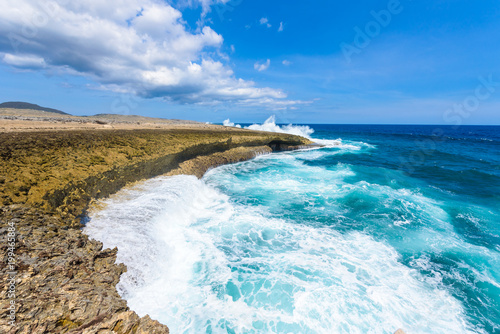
<box><xmin>84</xmin><ymin>122</ymin><xmax>500</xmax><ymax>333</ymax></box>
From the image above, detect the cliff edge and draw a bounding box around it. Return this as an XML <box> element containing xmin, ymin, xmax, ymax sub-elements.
<box><xmin>0</xmin><ymin>125</ymin><xmax>312</xmax><ymax>333</ymax></box>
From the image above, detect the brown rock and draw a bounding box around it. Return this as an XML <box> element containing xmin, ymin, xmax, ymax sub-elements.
<box><xmin>0</xmin><ymin>127</ymin><xmax>312</xmax><ymax>333</ymax></box>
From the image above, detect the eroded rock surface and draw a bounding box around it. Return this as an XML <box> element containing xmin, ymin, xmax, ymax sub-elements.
<box><xmin>0</xmin><ymin>205</ymin><xmax>169</xmax><ymax>333</ymax></box>
<box><xmin>0</xmin><ymin>127</ymin><xmax>311</xmax><ymax>332</ymax></box>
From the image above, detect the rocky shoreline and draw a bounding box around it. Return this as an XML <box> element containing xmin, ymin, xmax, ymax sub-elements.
<box><xmin>0</xmin><ymin>125</ymin><xmax>312</xmax><ymax>333</ymax></box>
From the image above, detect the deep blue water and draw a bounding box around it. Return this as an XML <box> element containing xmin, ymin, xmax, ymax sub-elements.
<box><xmin>85</xmin><ymin>123</ymin><xmax>500</xmax><ymax>333</ymax></box>
<box><xmin>308</xmin><ymin>125</ymin><xmax>500</xmax><ymax>333</ymax></box>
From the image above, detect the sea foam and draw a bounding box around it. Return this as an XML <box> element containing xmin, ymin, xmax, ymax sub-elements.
<box><xmin>223</xmin><ymin>115</ymin><xmax>372</xmax><ymax>149</ymax></box>
<box><xmin>85</xmin><ymin>166</ymin><xmax>477</xmax><ymax>333</ymax></box>
<box><xmin>83</xmin><ymin>124</ymin><xmax>497</xmax><ymax>333</ymax></box>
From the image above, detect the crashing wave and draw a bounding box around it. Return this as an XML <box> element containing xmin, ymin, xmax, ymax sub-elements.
<box><xmin>223</xmin><ymin>116</ymin><xmax>374</xmax><ymax>150</ymax></box>
<box><xmin>245</xmin><ymin>115</ymin><xmax>315</xmax><ymax>138</ymax></box>
<box><xmin>222</xmin><ymin>119</ymin><xmax>241</xmax><ymax>128</ymax></box>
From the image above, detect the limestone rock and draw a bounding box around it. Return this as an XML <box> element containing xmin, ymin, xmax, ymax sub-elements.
<box><xmin>0</xmin><ymin>205</ymin><xmax>169</xmax><ymax>333</ymax></box>
<box><xmin>0</xmin><ymin>128</ymin><xmax>311</xmax><ymax>333</ymax></box>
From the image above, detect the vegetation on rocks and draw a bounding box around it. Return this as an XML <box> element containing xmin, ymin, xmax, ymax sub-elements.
<box><xmin>0</xmin><ymin>126</ymin><xmax>311</xmax><ymax>333</ymax></box>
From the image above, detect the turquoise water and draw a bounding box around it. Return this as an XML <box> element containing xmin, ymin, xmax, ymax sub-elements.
<box><xmin>85</xmin><ymin>122</ymin><xmax>499</xmax><ymax>333</ymax></box>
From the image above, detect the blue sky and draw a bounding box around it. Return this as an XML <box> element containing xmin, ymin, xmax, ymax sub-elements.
<box><xmin>0</xmin><ymin>0</ymin><xmax>499</xmax><ymax>124</ymax></box>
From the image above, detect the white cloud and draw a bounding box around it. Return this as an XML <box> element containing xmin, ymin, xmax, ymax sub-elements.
<box><xmin>3</xmin><ymin>54</ymin><xmax>46</xmax><ymax>68</ymax></box>
<box><xmin>278</xmin><ymin>22</ymin><xmax>284</xmax><ymax>32</ymax></box>
<box><xmin>282</xmin><ymin>60</ymin><xmax>292</xmax><ymax>66</ymax></box>
<box><xmin>0</xmin><ymin>0</ymin><xmax>302</xmax><ymax>109</ymax></box>
<box><xmin>259</xmin><ymin>17</ymin><xmax>272</xmax><ymax>28</ymax></box>
<box><xmin>254</xmin><ymin>59</ymin><xmax>271</xmax><ymax>72</ymax></box>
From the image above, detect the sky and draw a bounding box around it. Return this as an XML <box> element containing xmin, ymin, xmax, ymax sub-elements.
<box><xmin>0</xmin><ymin>0</ymin><xmax>499</xmax><ymax>124</ymax></box>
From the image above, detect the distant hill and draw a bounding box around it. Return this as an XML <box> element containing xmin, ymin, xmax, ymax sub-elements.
<box><xmin>0</xmin><ymin>102</ymin><xmax>69</xmax><ymax>115</ymax></box>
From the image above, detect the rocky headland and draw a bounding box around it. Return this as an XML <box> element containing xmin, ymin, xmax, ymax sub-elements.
<box><xmin>0</xmin><ymin>110</ymin><xmax>312</xmax><ymax>333</ymax></box>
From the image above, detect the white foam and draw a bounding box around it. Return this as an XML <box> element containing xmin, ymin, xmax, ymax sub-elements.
<box><xmin>84</xmin><ymin>174</ymin><xmax>478</xmax><ymax>334</ymax></box>
<box><xmin>223</xmin><ymin>116</ymin><xmax>376</xmax><ymax>153</ymax></box>
<box><xmin>312</xmin><ymin>138</ymin><xmax>376</xmax><ymax>151</ymax></box>
<box><xmin>245</xmin><ymin>115</ymin><xmax>314</xmax><ymax>138</ymax></box>
<box><xmin>223</xmin><ymin>118</ymin><xmax>241</xmax><ymax>128</ymax></box>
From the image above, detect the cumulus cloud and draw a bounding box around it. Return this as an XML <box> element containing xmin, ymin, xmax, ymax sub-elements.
<box><xmin>254</xmin><ymin>59</ymin><xmax>271</xmax><ymax>72</ymax></box>
<box><xmin>0</xmin><ymin>0</ymin><xmax>303</xmax><ymax>109</ymax></box>
<box><xmin>259</xmin><ymin>17</ymin><xmax>272</xmax><ymax>28</ymax></box>
<box><xmin>278</xmin><ymin>22</ymin><xmax>284</xmax><ymax>32</ymax></box>
<box><xmin>282</xmin><ymin>60</ymin><xmax>292</xmax><ymax>66</ymax></box>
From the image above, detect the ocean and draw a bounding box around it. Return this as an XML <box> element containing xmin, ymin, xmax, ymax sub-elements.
<box><xmin>84</xmin><ymin>119</ymin><xmax>500</xmax><ymax>333</ymax></box>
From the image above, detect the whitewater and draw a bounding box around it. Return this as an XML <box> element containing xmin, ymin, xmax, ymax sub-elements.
<box><xmin>84</xmin><ymin>118</ymin><xmax>500</xmax><ymax>333</ymax></box>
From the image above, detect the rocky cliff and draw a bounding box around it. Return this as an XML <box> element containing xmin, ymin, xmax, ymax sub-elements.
<box><xmin>0</xmin><ymin>127</ymin><xmax>312</xmax><ymax>333</ymax></box>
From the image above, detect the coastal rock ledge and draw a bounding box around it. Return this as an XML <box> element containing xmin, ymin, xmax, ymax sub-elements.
<box><xmin>0</xmin><ymin>126</ymin><xmax>312</xmax><ymax>333</ymax></box>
